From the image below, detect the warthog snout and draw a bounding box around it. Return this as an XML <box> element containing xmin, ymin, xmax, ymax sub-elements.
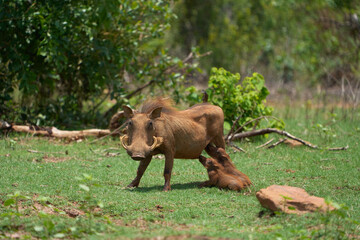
<box><xmin>120</xmin><ymin>135</ymin><xmax>164</xmax><ymax>161</ymax></box>
<box><xmin>131</xmin><ymin>153</ymin><xmax>146</xmax><ymax>161</ymax></box>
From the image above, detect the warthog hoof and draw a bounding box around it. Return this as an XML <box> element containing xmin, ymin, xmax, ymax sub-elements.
<box><xmin>127</xmin><ymin>181</ymin><xmax>139</xmax><ymax>188</ymax></box>
<box><xmin>163</xmin><ymin>185</ymin><xmax>171</xmax><ymax>192</ymax></box>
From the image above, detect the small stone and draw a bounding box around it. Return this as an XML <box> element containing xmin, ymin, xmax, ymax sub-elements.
<box><xmin>256</xmin><ymin>185</ymin><xmax>335</xmax><ymax>214</ymax></box>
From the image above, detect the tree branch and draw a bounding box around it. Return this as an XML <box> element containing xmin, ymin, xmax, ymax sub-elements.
<box><xmin>230</xmin><ymin>128</ymin><xmax>318</xmax><ymax>149</ymax></box>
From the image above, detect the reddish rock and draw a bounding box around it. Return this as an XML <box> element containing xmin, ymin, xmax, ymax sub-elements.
<box><xmin>256</xmin><ymin>185</ymin><xmax>335</xmax><ymax>214</ymax></box>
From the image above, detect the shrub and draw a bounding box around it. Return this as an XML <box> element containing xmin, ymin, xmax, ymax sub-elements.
<box><xmin>186</xmin><ymin>67</ymin><xmax>283</xmax><ymax>132</ymax></box>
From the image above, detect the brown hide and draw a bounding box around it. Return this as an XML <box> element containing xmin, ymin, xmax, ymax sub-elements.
<box><xmin>205</xmin><ymin>145</ymin><xmax>252</xmax><ymax>186</ymax></box>
<box><xmin>121</xmin><ymin>98</ymin><xmax>225</xmax><ymax>191</ymax></box>
<box><xmin>199</xmin><ymin>147</ymin><xmax>251</xmax><ymax>190</ymax></box>
<box><xmin>198</xmin><ymin>155</ymin><xmax>248</xmax><ymax>191</ymax></box>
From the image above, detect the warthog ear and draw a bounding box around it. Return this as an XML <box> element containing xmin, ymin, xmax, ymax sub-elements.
<box><xmin>123</xmin><ymin>105</ymin><xmax>134</xmax><ymax>118</ymax></box>
<box><xmin>149</xmin><ymin>107</ymin><xmax>162</xmax><ymax>119</ymax></box>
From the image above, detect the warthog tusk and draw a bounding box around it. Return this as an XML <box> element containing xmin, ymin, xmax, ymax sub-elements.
<box><xmin>150</xmin><ymin>136</ymin><xmax>163</xmax><ymax>151</ymax></box>
<box><xmin>120</xmin><ymin>135</ymin><xmax>129</xmax><ymax>150</ymax></box>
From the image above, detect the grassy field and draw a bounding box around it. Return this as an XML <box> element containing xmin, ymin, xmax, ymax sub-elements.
<box><xmin>0</xmin><ymin>106</ymin><xmax>359</xmax><ymax>239</ymax></box>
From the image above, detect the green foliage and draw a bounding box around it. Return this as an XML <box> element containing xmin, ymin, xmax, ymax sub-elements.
<box><xmin>208</xmin><ymin>67</ymin><xmax>275</xmax><ymax>130</ymax></box>
<box><xmin>169</xmin><ymin>0</ymin><xmax>360</xmax><ymax>87</ymax></box>
<box><xmin>0</xmin><ymin>0</ymin><xmax>198</xmax><ymax>128</ymax></box>
<box><xmin>4</xmin><ymin>191</ymin><xmax>31</xmax><ymax>214</ymax></box>
<box><xmin>186</xmin><ymin>67</ymin><xmax>282</xmax><ymax>131</ymax></box>
<box><xmin>76</xmin><ymin>173</ymin><xmax>104</xmax><ymax>234</ymax></box>
<box><xmin>77</xmin><ymin>173</ymin><xmax>104</xmax><ymax>214</ymax></box>
<box><xmin>0</xmin><ymin>61</ymin><xmax>13</xmax><ymax>116</ymax></box>
<box><xmin>34</xmin><ymin>212</ymin><xmax>65</xmax><ymax>239</ymax></box>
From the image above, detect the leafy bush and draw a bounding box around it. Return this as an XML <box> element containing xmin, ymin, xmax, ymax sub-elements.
<box><xmin>186</xmin><ymin>67</ymin><xmax>283</xmax><ymax>131</ymax></box>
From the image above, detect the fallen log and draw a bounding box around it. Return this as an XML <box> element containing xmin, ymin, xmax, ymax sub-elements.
<box><xmin>10</xmin><ymin>125</ymin><xmax>110</xmax><ymax>139</ymax></box>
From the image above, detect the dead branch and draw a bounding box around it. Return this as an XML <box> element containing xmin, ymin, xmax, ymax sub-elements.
<box><xmin>326</xmin><ymin>145</ymin><xmax>349</xmax><ymax>151</ymax></box>
<box><xmin>256</xmin><ymin>138</ymin><xmax>274</xmax><ymax>149</ymax></box>
<box><xmin>228</xmin><ymin>116</ymin><xmax>283</xmax><ymax>142</ymax></box>
<box><xmin>0</xmin><ymin>120</ymin><xmax>11</xmax><ymax>129</ymax></box>
<box><xmin>225</xmin><ymin>113</ymin><xmax>244</xmax><ymax>142</ymax></box>
<box><xmin>90</xmin><ymin>121</ymin><xmax>128</xmax><ymax>144</ymax></box>
<box><xmin>228</xmin><ymin>142</ymin><xmax>246</xmax><ymax>153</ymax></box>
<box><xmin>104</xmin><ymin>51</ymin><xmax>212</xmax><ymax>120</ymax></box>
<box><xmin>229</xmin><ymin>128</ymin><xmax>348</xmax><ymax>151</ymax></box>
<box><xmin>230</xmin><ymin>128</ymin><xmax>318</xmax><ymax>149</ymax></box>
<box><xmin>267</xmin><ymin>138</ymin><xmax>286</xmax><ymax>149</ymax></box>
<box><xmin>125</xmin><ymin>80</ymin><xmax>155</xmax><ymax>100</ymax></box>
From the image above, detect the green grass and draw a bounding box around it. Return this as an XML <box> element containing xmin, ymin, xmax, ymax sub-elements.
<box><xmin>0</xmin><ymin>107</ymin><xmax>360</xmax><ymax>239</ymax></box>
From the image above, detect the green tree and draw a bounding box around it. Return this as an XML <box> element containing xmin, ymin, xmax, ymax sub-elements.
<box><xmin>0</xmin><ymin>0</ymin><xmax>197</xmax><ymax>128</ymax></box>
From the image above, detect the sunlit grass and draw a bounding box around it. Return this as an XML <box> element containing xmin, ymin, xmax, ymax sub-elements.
<box><xmin>0</xmin><ymin>107</ymin><xmax>359</xmax><ymax>239</ymax></box>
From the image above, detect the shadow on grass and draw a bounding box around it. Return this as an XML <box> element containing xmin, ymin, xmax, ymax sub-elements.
<box><xmin>126</xmin><ymin>181</ymin><xmax>203</xmax><ymax>193</ymax></box>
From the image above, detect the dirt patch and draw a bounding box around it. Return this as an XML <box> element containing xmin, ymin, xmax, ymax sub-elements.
<box><xmin>32</xmin><ymin>155</ymin><xmax>72</xmax><ymax>163</ymax></box>
<box><xmin>276</xmin><ymin>169</ymin><xmax>296</xmax><ymax>173</ymax></box>
<box><xmin>346</xmin><ymin>234</ymin><xmax>360</xmax><ymax>239</ymax></box>
<box><xmin>12</xmin><ymin>194</ymin><xmax>85</xmax><ymax>218</ymax></box>
<box><xmin>320</xmin><ymin>165</ymin><xmax>336</xmax><ymax>170</ymax></box>
<box><xmin>31</xmin><ymin>200</ymin><xmax>86</xmax><ymax>218</ymax></box>
<box><xmin>121</xmin><ymin>217</ymin><xmax>191</xmax><ymax>232</ymax></box>
<box><xmin>4</xmin><ymin>231</ymin><xmax>36</xmax><ymax>239</ymax></box>
<box><xmin>335</xmin><ymin>186</ymin><xmax>360</xmax><ymax>191</ymax></box>
<box><xmin>136</xmin><ymin>235</ymin><xmax>230</xmax><ymax>240</ymax></box>
<box><xmin>62</xmin><ymin>207</ymin><xmax>84</xmax><ymax>217</ymax></box>
<box><xmin>42</xmin><ymin>155</ymin><xmax>72</xmax><ymax>163</ymax></box>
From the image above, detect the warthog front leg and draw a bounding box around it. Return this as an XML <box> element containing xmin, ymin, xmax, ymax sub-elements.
<box><xmin>127</xmin><ymin>156</ymin><xmax>152</xmax><ymax>188</ymax></box>
<box><xmin>163</xmin><ymin>153</ymin><xmax>174</xmax><ymax>191</ymax></box>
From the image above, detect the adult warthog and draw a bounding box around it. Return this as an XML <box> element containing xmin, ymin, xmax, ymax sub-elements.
<box><xmin>120</xmin><ymin>98</ymin><xmax>225</xmax><ymax>191</ymax></box>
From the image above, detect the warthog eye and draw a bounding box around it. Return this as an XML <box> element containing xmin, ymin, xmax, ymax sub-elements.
<box><xmin>127</xmin><ymin>121</ymin><xmax>133</xmax><ymax>127</ymax></box>
<box><xmin>147</xmin><ymin>121</ymin><xmax>153</xmax><ymax>130</ymax></box>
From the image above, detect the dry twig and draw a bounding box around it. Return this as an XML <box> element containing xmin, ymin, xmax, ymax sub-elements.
<box><xmin>256</xmin><ymin>138</ymin><xmax>275</xmax><ymax>149</ymax></box>
<box><xmin>228</xmin><ymin>142</ymin><xmax>246</xmax><ymax>153</ymax></box>
<box><xmin>326</xmin><ymin>145</ymin><xmax>349</xmax><ymax>151</ymax></box>
<box><xmin>267</xmin><ymin>138</ymin><xmax>286</xmax><ymax>149</ymax></box>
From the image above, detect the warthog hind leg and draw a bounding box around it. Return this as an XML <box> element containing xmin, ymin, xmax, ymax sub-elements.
<box><xmin>198</xmin><ymin>180</ymin><xmax>214</xmax><ymax>188</ymax></box>
<box><xmin>163</xmin><ymin>153</ymin><xmax>174</xmax><ymax>191</ymax></box>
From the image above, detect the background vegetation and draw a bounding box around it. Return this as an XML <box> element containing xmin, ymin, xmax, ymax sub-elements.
<box><xmin>1</xmin><ymin>0</ymin><xmax>359</xmax><ymax>129</ymax></box>
<box><xmin>169</xmin><ymin>0</ymin><xmax>360</xmax><ymax>89</ymax></box>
